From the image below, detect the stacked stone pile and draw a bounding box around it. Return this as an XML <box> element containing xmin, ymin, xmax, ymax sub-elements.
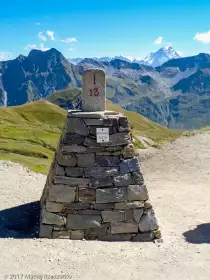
<box><xmin>40</xmin><ymin>110</ymin><xmax>160</xmax><ymax>241</ymax></box>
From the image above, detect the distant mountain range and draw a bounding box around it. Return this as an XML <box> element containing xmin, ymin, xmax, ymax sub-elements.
<box><xmin>1</xmin><ymin>47</ymin><xmax>210</xmax><ymax>129</ymax></box>
<box><xmin>68</xmin><ymin>46</ymin><xmax>181</xmax><ymax>67</ymax></box>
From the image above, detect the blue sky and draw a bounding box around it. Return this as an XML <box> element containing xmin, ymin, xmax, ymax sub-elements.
<box><xmin>1</xmin><ymin>0</ymin><xmax>210</xmax><ymax>60</ymax></box>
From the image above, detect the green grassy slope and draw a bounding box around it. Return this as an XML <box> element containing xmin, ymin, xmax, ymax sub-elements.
<box><xmin>0</xmin><ymin>100</ymin><xmax>181</xmax><ymax>174</ymax></box>
<box><xmin>0</xmin><ymin>101</ymin><xmax>66</xmax><ymax>174</ymax></box>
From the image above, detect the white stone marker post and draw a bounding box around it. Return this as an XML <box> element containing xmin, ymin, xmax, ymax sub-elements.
<box><xmin>82</xmin><ymin>69</ymin><xmax>106</xmax><ymax>112</ymax></box>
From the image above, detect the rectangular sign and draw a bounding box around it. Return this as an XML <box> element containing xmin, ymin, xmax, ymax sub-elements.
<box><xmin>96</xmin><ymin>128</ymin><xmax>109</xmax><ymax>134</ymax></box>
<box><xmin>96</xmin><ymin>128</ymin><xmax>109</xmax><ymax>143</ymax></box>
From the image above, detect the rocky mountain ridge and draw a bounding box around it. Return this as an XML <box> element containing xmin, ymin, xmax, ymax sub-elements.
<box><xmin>69</xmin><ymin>46</ymin><xmax>181</xmax><ymax>67</ymax></box>
<box><xmin>1</xmin><ymin>48</ymin><xmax>210</xmax><ymax>129</ymax></box>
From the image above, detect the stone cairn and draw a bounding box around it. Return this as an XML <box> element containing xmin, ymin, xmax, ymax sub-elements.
<box><xmin>40</xmin><ymin>69</ymin><xmax>160</xmax><ymax>241</ymax></box>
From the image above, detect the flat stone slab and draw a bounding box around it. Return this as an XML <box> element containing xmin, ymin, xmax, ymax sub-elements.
<box><xmin>84</xmin><ymin>167</ymin><xmax>119</xmax><ymax>178</ymax></box>
<box><xmin>68</xmin><ymin>111</ymin><xmax>123</xmax><ymax>119</ymax></box>
<box><xmin>66</xmin><ymin>118</ymin><xmax>89</xmax><ymax>136</ymax></box>
<box><xmin>120</xmin><ymin>157</ymin><xmax>140</xmax><ymax>173</ymax></box>
<box><xmin>67</xmin><ymin>214</ymin><xmax>101</xmax><ymax>230</ymax></box>
<box><xmin>54</xmin><ymin>176</ymin><xmax>89</xmax><ymax>186</ymax></box>
<box><xmin>48</xmin><ymin>185</ymin><xmax>76</xmax><ymax>203</ymax></box>
<box><xmin>42</xmin><ymin>211</ymin><xmax>66</xmax><ymax>226</ymax></box>
<box><xmin>111</xmin><ymin>222</ymin><xmax>138</xmax><ymax>234</ymax></box>
<box><xmin>102</xmin><ymin>211</ymin><xmax>125</xmax><ymax>222</ymax></box>
<box><xmin>96</xmin><ymin>187</ymin><xmax>127</xmax><ymax>203</ymax></box>
<box><xmin>128</xmin><ymin>185</ymin><xmax>149</xmax><ymax>201</ymax></box>
<box><xmin>139</xmin><ymin>209</ymin><xmax>159</xmax><ymax>232</ymax></box>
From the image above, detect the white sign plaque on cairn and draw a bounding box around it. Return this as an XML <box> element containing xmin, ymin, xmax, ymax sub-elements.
<box><xmin>96</xmin><ymin>128</ymin><xmax>109</xmax><ymax>143</ymax></box>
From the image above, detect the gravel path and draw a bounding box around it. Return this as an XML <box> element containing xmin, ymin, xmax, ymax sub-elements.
<box><xmin>0</xmin><ymin>133</ymin><xmax>210</xmax><ymax>280</ymax></box>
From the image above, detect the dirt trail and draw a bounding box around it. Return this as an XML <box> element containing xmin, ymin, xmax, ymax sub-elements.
<box><xmin>0</xmin><ymin>133</ymin><xmax>210</xmax><ymax>280</ymax></box>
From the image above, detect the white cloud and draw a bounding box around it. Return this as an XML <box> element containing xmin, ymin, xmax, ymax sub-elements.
<box><xmin>68</xmin><ymin>47</ymin><xmax>74</xmax><ymax>51</ymax></box>
<box><xmin>153</xmin><ymin>36</ymin><xmax>163</xmax><ymax>45</ymax></box>
<box><xmin>194</xmin><ymin>31</ymin><xmax>210</xmax><ymax>44</ymax></box>
<box><xmin>38</xmin><ymin>32</ymin><xmax>47</xmax><ymax>41</ymax></box>
<box><xmin>61</xmin><ymin>37</ymin><xmax>77</xmax><ymax>43</ymax></box>
<box><xmin>46</xmin><ymin>30</ymin><xmax>55</xmax><ymax>41</ymax></box>
<box><xmin>25</xmin><ymin>44</ymin><xmax>37</xmax><ymax>51</ymax></box>
<box><xmin>0</xmin><ymin>52</ymin><xmax>13</xmax><ymax>61</ymax></box>
<box><xmin>40</xmin><ymin>43</ymin><xmax>50</xmax><ymax>51</ymax></box>
<box><xmin>36</xmin><ymin>22</ymin><xmax>41</xmax><ymax>26</ymax></box>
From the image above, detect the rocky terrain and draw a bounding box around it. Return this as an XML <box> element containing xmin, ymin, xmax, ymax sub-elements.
<box><xmin>0</xmin><ymin>132</ymin><xmax>210</xmax><ymax>279</ymax></box>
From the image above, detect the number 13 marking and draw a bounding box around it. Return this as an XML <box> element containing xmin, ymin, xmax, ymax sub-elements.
<box><xmin>89</xmin><ymin>88</ymin><xmax>100</xmax><ymax>96</ymax></box>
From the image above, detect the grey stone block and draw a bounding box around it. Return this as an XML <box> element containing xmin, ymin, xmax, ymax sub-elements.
<box><xmin>132</xmin><ymin>171</ymin><xmax>144</xmax><ymax>185</ymax></box>
<box><xmin>84</xmin><ymin>167</ymin><xmax>119</xmax><ymax>178</ymax></box>
<box><xmin>100</xmin><ymin>234</ymin><xmax>132</xmax><ymax>241</ymax></box>
<box><xmin>101</xmin><ymin>133</ymin><xmax>130</xmax><ymax>146</ymax></box>
<box><xmin>66</xmin><ymin>118</ymin><xmax>89</xmax><ymax>136</ymax></box>
<box><xmin>96</xmin><ymin>152</ymin><xmax>121</xmax><ymax>156</ymax></box>
<box><xmin>125</xmin><ymin>210</ymin><xmax>133</xmax><ymax>221</ymax></box>
<box><xmin>48</xmin><ymin>185</ymin><xmax>76</xmax><ymax>203</ymax></box>
<box><xmin>113</xmin><ymin>173</ymin><xmax>133</xmax><ymax>187</ymax></box>
<box><xmin>77</xmin><ymin>210</ymin><xmax>101</xmax><ymax>215</ymax></box>
<box><xmin>111</xmin><ymin>222</ymin><xmax>138</xmax><ymax>234</ymax></box>
<box><xmin>85</xmin><ymin>227</ymin><xmax>108</xmax><ymax>239</ymax></box>
<box><xmin>102</xmin><ymin>211</ymin><xmax>125</xmax><ymax>222</ymax></box>
<box><xmin>54</xmin><ymin>176</ymin><xmax>89</xmax><ymax>186</ymax></box>
<box><xmin>96</xmin><ymin>187</ymin><xmax>127</xmax><ymax>204</ymax></box>
<box><xmin>46</xmin><ymin>201</ymin><xmax>64</xmax><ymax>213</ymax></box>
<box><xmin>84</xmin><ymin>119</ymin><xmax>104</xmax><ymax>126</ymax></box>
<box><xmin>57</xmin><ymin>153</ymin><xmax>77</xmax><ymax>167</ymax></box>
<box><xmin>84</xmin><ymin>137</ymin><xmax>100</xmax><ymax>147</ymax></box>
<box><xmin>120</xmin><ymin>157</ymin><xmax>140</xmax><ymax>173</ymax></box>
<box><xmin>69</xmin><ymin>111</ymin><xmax>104</xmax><ymax>119</ymax></box>
<box><xmin>52</xmin><ymin>231</ymin><xmax>71</xmax><ymax>239</ymax></box>
<box><xmin>128</xmin><ymin>185</ymin><xmax>149</xmax><ymax>201</ymax></box>
<box><xmin>67</xmin><ymin>214</ymin><xmax>101</xmax><ymax>230</ymax></box>
<box><xmin>77</xmin><ymin>153</ymin><xmax>95</xmax><ymax>167</ymax></box>
<box><xmin>144</xmin><ymin>200</ymin><xmax>153</xmax><ymax>209</ymax></box>
<box><xmin>87</xmin><ymin>147</ymin><xmax>105</xmax><ymax>153</ymax></box>
<box><xmin>103</xmin><ymin>117</ymin><xmax>119</xmax><ymax>126</ymax></box>
<box><xmin>119</xmin><ymin>116</ymin><xmax>129</xmax><ymax>126</ymax></box>
<box><xmin>96</xmin><ymin>156</ymin><xmax>120</xmax><ymax>167</ymax></box>
<box><xmin>78</xmin><ymin>187</ymin><xmax>96</xmax><ymax>202</ymax></box>
<box><xmin>62</xmin><ymin>133</ymin><xmax>85</xmax><ymax>145</ymax></box>
<box><xmin>91</xmin><ymin>177</ymin><xmax>114</xmax><ymax>188</ymax></box>
<box><xmin>71</xmin><ymin>230</ymin><xmax>85</xmax><ymax>240</ymax></box>
<box><xmin>133</xmin><ymin>209</ymin><xmax>144</xmax><ymax>223</ymax></box>
<box><xmin>115</xmin><ymin>201</ymin><xmax>144</xmax><ymax>210</ymax></box>
<box><xmin>139</xmin><ymin>209</ymin><xmax>159</xmax><ymax>232</ymax></box>
<box><xmin>39</xmin><ymin>224</ymin><xmax>52</xmax><ymax>238</ymax></box>
<box><xmin>64</xmin><ymin>203</ymin><xmax>91</xmax><ymax>210</ymax></box>
<box><xmin>42</xmin><ymin>211</ymin><xmax>66</xmax><ymax>226</ymax></box>
<box><xmin>122</xmin><ymin>145</ymin><xmax>136</xmax><ymax>158</ymax></box>
<box><xmin>106</xmin><ymin>146</ymin><xmax>122</xmax><ymax>152</ymax></box>
<box><xmin>61</xmin><ymin>145</ymin><xmax>87</xmax><ymax>154</ymax></box>
<box><xmin>55</xmin><ymin>164</ymin><xmax>65</xmax><ymax>176</ymax></box>
<box><xmin>118</xmin><ymin>126</ymin><xmax>130</xmax><ymax>133</ymax></box>
<box><xmin>132</xmin><ymin>232</ymin><xmax>155</xmax><ymax>242</ymax></box>
<box><xmin>93</xmin><ymin>203</ymin><xmax>115</xmax><ymax>210</ymax></box>
<box><xmin>65</xmin><ymin>167</ymin><xmax>84</xmax><ymax>177</ymax></box>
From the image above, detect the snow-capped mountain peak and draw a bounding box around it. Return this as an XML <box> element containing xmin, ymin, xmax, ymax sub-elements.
<box><xmin>144</xmin><ymin>46</ymin><xmax>181</xmax><ymax>67</ymax></box>
<box><xmin>68</xmin><ymin>47</ymin><xmax>181</xmax><ymax>67</ymax></box>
